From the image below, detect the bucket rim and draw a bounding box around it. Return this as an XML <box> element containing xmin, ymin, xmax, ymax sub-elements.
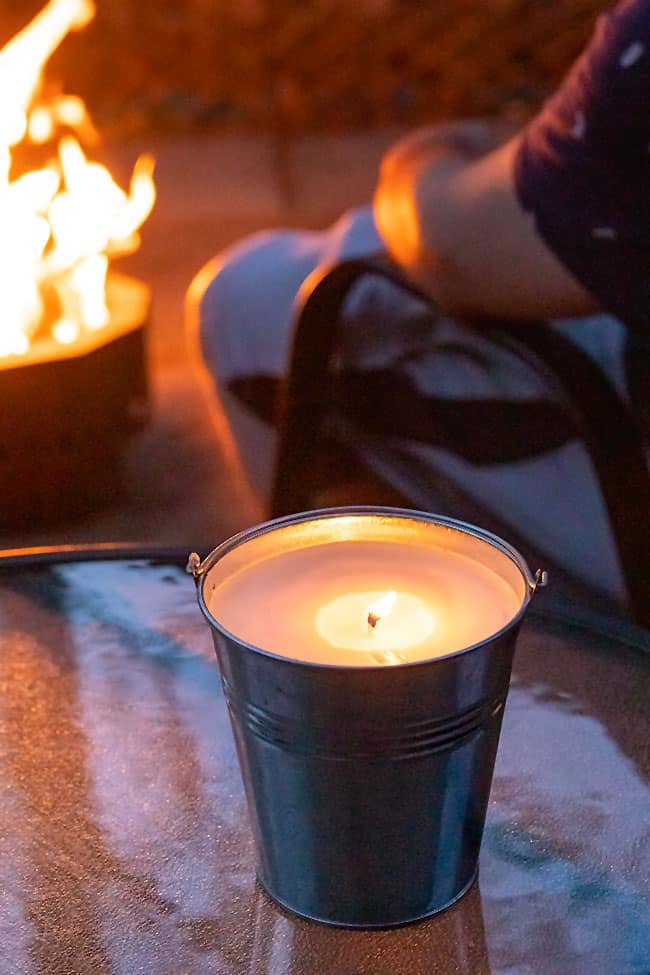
<box><xmin>194</xmin><ymin>505</ymin><xmax>539</xmax><ymax>671</ymax></box>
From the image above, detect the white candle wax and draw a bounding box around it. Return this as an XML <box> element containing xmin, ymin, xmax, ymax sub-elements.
<box><xmin>204</xmin><ymin>514</ymin><xmax>525</xmax><ymax>667</ymax></box>
<box><xmin>316</xmin><ymin>590</ymin><xmax>435</xmax><ymax>663</ymax></box>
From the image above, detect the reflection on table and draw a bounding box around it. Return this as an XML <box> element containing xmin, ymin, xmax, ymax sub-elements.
<box><xmin>0</xmin><ymin>558</ymin><xmax>647</xmax><ymax>974</ymax></box>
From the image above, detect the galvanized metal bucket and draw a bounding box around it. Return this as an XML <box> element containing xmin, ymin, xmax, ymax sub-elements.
<box><xmin>189</xmin><ymin>507</ymin><xmax>543</xmax><ymax>928</ymax></box>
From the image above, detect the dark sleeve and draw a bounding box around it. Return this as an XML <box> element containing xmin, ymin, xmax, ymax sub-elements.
<box><xmin>514</xmin><ymin>0</ymin><xmax>650</xmax><ymax>332</ymax></box>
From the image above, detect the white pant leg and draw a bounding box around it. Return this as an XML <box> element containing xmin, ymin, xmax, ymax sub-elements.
<box><xmin>188</xmin><ymin>211</ymin><xmax>629</xmax><ymax>601</ymax></box>
<box><xmin>191</xmin><ymin>207</ymin><xmax>385</xmax><ymax>384</ymax></box>
<box><xmin>186</xmin><ymin>207</ymin><xmax>385</xmax><ymax>497</ymax></box>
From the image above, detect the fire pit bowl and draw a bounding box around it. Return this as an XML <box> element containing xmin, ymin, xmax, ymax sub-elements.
<box><xmin>0</xmin><ymin>272</ymin><xmax>150</xmax><ymax>530</ymax></box>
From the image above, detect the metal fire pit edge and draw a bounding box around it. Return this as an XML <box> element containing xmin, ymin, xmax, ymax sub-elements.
<box><xmin>0</xmin><ymin>274</ymin><xmax>150</xmax><ymax>530</ymax></box>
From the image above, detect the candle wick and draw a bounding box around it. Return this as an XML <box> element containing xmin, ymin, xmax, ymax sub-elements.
<box><xmin>367</xmin><ymin>611</ymin><xmax>380</xmax><ymax>629</ymax></box>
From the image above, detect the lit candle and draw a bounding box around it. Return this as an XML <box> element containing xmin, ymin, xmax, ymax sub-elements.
<box><xmin>194</xmin><ymin>508</ymin><xmax>539</xmax><ymax>927</ymax></box>
<box><xmin>204</xmin><ymin>511</ymin><xmax>525</xmax><ymax>667</ymax></box>
<box><xmin>315</xmin><ymin>590</ymin><xmax>435</xmax><ymax>664</ymax></box>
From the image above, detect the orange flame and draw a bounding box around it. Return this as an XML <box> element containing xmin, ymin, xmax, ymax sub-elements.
<box><xmin>0</xmin><ymin>0</ymin><xmax>156</xmax><ymax>360</ymax></box>
<box><xmin>367</xmin><ymin>590</ymin><xmax>397</xmax><ymax>627</ymax></box>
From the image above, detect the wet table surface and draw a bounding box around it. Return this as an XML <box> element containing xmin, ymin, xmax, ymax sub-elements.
<box><xmin>0</xmin><ymin>555</ymin><xmax>648</xmax><ymax>975</ymax></box>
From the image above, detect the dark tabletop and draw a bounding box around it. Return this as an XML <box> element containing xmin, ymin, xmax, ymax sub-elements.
<box><xmin>0</xmin><ymin>556</ymin><xmax>648</xmax><ymax>975</ymax></box>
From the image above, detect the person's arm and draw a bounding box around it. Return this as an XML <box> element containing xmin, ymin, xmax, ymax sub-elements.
<box><xmin>374</xmin><ymin>129</ymin><xmax>597</xmax><ymax>319</ymax></box>
<box><xmin>375</xmin><ymin>0</ymin><xmax>650</xmax><ymax>328</ymax></box>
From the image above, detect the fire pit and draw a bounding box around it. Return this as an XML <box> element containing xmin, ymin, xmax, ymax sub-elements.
<box><xmin>0</xmin><ymin>273</ymin><xmax>150</xmax><ymax>529</ymax></box>
<box><xmin>0</xmin><ymin>0</ymin><xmax>156</xmax><ymax>528</ymax></box>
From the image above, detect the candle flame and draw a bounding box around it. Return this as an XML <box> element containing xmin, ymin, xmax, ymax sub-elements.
<box><xmin>367</xmin><ymin>590</ymin><xmax>397</xmax><ymax>628</ymax></box>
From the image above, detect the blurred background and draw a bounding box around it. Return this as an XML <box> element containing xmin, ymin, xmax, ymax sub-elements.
<box><xmin>0</xmin><ymin>0</ymin><xmax>607</xmax><ymax>553</ymax></box>
<box><xmin>1</xmin><ymin>0</ymin><xmax>603</xmax><ymax>136</ymax></box>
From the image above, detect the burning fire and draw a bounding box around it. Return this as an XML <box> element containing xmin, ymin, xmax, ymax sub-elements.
<box><xmin>367</xmin><ymin>590</ymin><xmax>397</xmax><ymax>629</ymax></box>
<box><xmin>0</xmin><ymin>0</ymin><xmax>156</xmax><ymax>360</ymax></box>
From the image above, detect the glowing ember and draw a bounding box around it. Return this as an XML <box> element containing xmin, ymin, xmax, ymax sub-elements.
<box><xmin>0</xmin><ymin>0</ymin><xmax>156</xmax><ymax>361</ymax></box>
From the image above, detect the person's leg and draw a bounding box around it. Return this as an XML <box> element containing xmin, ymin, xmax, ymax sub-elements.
<box><xmin>187</xmin><ymin>229</ymin><xmax>323</xmax><ymax>501</ymax></box>
<box><xmin>339</xmin><ymin>311</ymin><xmax>629</xmax><ymax>601</ymax></box>
<box><xmin>188</xmin><ymin>220</ymin><xmax>630</xmax><ymax>600</ymax></box>
<box><xmin>186</xmin><ymin>208</ymin><xmax>386</xmax><ymax>502</ymax></box>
